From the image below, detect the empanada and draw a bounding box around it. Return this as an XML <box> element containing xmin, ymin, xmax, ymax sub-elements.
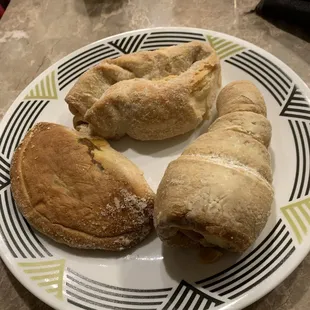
<box><xmin>11</xmin><ymin>123</ymin><xmax>154</xmax><ymax>251</ymax></box>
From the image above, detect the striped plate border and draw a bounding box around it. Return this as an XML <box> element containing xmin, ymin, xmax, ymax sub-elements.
<box><xmin>0</xmin><ymin>29</ymin><xmax>309</xmax><ymax>310</ymax></box>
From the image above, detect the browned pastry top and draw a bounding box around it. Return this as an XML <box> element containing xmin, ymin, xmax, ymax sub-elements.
<box><xmin>10</xmin><ymin>123</ymin><xmax>154</xmax><ymax>250</ymax></box>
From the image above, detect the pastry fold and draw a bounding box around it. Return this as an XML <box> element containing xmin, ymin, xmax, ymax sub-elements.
<box><xmin>154</xmin><ymin>81</ymin><xmax>274</xmax><ymax>252</ymax></box>
<box><xmin>65</xmin><ymin>41</ymin><xmax>221</xmax><ymax>141</ymax></box>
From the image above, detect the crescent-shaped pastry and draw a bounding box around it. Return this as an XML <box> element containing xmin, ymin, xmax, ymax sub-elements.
<box><xmin>10</xmin><ymin>123</ymin><xmax>154</xmax><ymax>251</ymax></box>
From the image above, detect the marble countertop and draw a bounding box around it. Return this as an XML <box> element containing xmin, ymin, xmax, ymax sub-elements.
<box><xmin>0</xmin><ymin>0</ymin><xmax>310</xmax><ymax>309</ymax></box>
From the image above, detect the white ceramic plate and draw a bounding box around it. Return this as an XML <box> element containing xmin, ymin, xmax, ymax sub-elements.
<box><xmin>1</xmin><ymin>27</ymin><xmax>310</xmax><ymax>310</ymax></box>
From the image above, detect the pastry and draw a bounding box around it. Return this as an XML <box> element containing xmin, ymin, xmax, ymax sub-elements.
<box><xmin>65</xmin><ymin>41</ymin><xmax>221</xmax><ymax>140</ymax></box>
<box><xmin>154</xmin><ymin>80</ymin><xmax>274</xmax><ymax>253</ymax></box>
<box><xmin>10</xmin><ymin>123</ymin><xmax>154</xmax><ymax>251</ymax></box>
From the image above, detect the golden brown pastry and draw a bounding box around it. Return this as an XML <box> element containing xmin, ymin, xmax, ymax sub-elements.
<box><xmin>65</xmin><ymin>41</ymin><xmax>221</xmax><ymax>140</ymax></box>
<box><xmin>10</xmin><ymin>123</ymin><xmax>154</xmax><ymax>251</ymax></box>
<box><xmin>154</xmin><ymin>80</ymin><xmax>274</xmax><ymax>253</ymax></box>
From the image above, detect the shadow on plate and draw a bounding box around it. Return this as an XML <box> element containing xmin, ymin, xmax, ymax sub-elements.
<box><xmin>36</xmin><ymin>229</ymin><xmax>158</xmax><ymax>260</ymax></box>
<box><xmin>162</xmin><ymin>204</ymin><xmax>279</xmax><ymax>284</ymax></box>
<box><xmin>269</xmin><ymin>146</ymin><xmax>276</xmax><ymax>172</ymax></box>
<box><xmin>162</xmin><ymin>245</ymin><xmax>241</xmax><ymax>283</ymax></box>
<box><xmin>110</xmin><ymin>130</ymin><xmax>196</xmax><ymax>157</ymax></box>
<box><xmin>109</xmin><ymin>116</ymin><xmax>217</xmax><ymax>157</ymax></box>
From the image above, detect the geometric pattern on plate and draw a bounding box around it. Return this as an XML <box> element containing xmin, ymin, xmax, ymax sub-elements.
<box><xmin>25</xmin><ymin>71</ymin><xmax>58</xmax><ymax>100</ymax></box>
<box><xmin>280</xmin><ymin>86</ymin><xmax>310</xmax><ymax>121</ymax></box>
<box><xmin>66</xmin><ymin>268</ymin><xmax>172</xmax><ymax>310</ymax></box>
<box><xmin>1</xmin><ymin>28</ymin><xmax>309</xmax><ymax>310</ymax></box>
<box><xmin>281</xmin><ymin>197</ymin><xmax>310</xmax><ymax>244</ymax></box>
<box><xmin>108</xmin><ymin>33</ymin><xmax>148</xmax><ymax>54</ymax></box>
<box><xmin>0</xmin><ymin>100</ymin><xmax>49</xmax><ymax>160</ymax></box>
<box><xmin>196</xmin><ymin>219</ymin><xmax>295</xmax><ymax>299</ymax></box>
<box><xmin>18</xmin><ymin>259</ymin><xmax>65</xmax><ymax>300</ymax></box>
<box><xmin>206</xmin><ymin>35</ymin><xmax>245</xmax><ymax>59</ymax></box>
<box><xmin>140</xmin><ymin>30</ymin><xmax>205</xmax><ymax>51</ymax></box>
<box><xmin>0</xmin><ymin>155</ymin><xmax>10</xmax><ymax>191</ymax></box>
<box><xmin>288</xmin><ymin>120</ymin><xmax>310</xmax><ymax>201</ymax></box>
<box><xmin>57</xmin><ymin>45</ymin><xmax>120</xmax><ymax>91</ymax></box>
<box><xmin>162</xmin><ymin>280</ymin><xmax>224</xmax><ymax>310</ymax></box>
<box><xmin>0</xmin><ymin>187</ymin><xmax>53</xmax><ymax>258</ymax></box>
<box><xmin>225</xmin><ymin>49</ymin><xmax>293</xmax><ymax>106</ymax></box>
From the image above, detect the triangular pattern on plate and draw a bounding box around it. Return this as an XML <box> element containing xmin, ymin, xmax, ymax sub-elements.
<box><xmin>287</xmin><ymin>120</ymin><xmax>310</xmax><ymax>202</ymax></box>
<box><xmin>225</xmin><ymin>50</ymin><xmax>293</xmax><ymax>107</ymax></box>
<box><xmin>206</xmin><ymin>35</ymin><xmax>244</xmax><ymax>59</ymax></box>
<box><xmin>196</xmin><ymin>219</ymin><xmax>295</xmax><ymax>300</ymax></box>
<box><xmin>280</xmin><ymin>86</ymin><xmax>310</xmax><ymax>121</ymax></box>
<box><xmin>108</xmin><ymin>34</ymin><xmax>148</xmax><ymax>54</ymax></box>
<box><xmin>162</xmin><ymin>280</ymin><xmax>224</xmax><ymax>310</ymax></box>
<box><xmin>140</xmin><ymin>30</ymin><xmax>206</xmax><ymax>51</ymax></box>
<box><xmin>18</xmin><ymin>259</ymin><xmax>65</xmax><ymax>299</ymax></box>
<box><xmin>281</xmin><ymin>197</ymin><xmax>310</xmax><ymax>244</ymax></box>
<box><xmin>0</xmin><ymin>156</ymin><xmax>10</xmax><ymax>191</ymax></box>
<box><xmin>25</xmin><ymin>71</ymin><xmax>58</xmax><ymax>100</ymax></box>
<box><xmin>0</xmin><ymin>27</ymin><xmax>309</xmax><ymax>310</ymax></box>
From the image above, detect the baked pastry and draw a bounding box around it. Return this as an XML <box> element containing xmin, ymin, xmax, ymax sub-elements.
<box><xmin>10</xmin><ymin>123</ymin><xmax>154</xmax><ymax>251</ymax></box>
<box><xmin>65</xmin><ymin>41</ymin><xmax>221</xmax><ymax>140</ymax></box>
<box><xmin>154</xmin><ymin>81</ymin><xmax>274</xmax><ymax>253</ymax></box>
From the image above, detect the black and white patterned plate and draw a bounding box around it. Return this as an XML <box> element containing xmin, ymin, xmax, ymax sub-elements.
<box><xmin>0</xmin><ymin>27</ymin><xmax>310</xmax><ymax>310</ymax></box>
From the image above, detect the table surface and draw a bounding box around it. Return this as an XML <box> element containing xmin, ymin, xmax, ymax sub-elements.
<box><xmin>1</xmin><ymin>0</ymin><xmax>310</xmax><ymax>309</ymax></box>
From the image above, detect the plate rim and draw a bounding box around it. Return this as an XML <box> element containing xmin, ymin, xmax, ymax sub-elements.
<box><xmin>0</xmin><ymin>26</ymin><xmax>309</xmax><ymax>310</ymax></box>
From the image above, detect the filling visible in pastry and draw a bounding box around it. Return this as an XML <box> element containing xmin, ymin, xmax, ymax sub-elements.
<box><xmin>179</xmin><ymin>228</ymin><xmax>230</xmax><ymax>249</ymax></box>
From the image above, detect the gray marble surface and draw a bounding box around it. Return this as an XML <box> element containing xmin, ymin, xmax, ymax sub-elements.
<box><xmin>0</xmin><ymin>0</ymin><xmax>310</xmax><ymax>309</ymax></box>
